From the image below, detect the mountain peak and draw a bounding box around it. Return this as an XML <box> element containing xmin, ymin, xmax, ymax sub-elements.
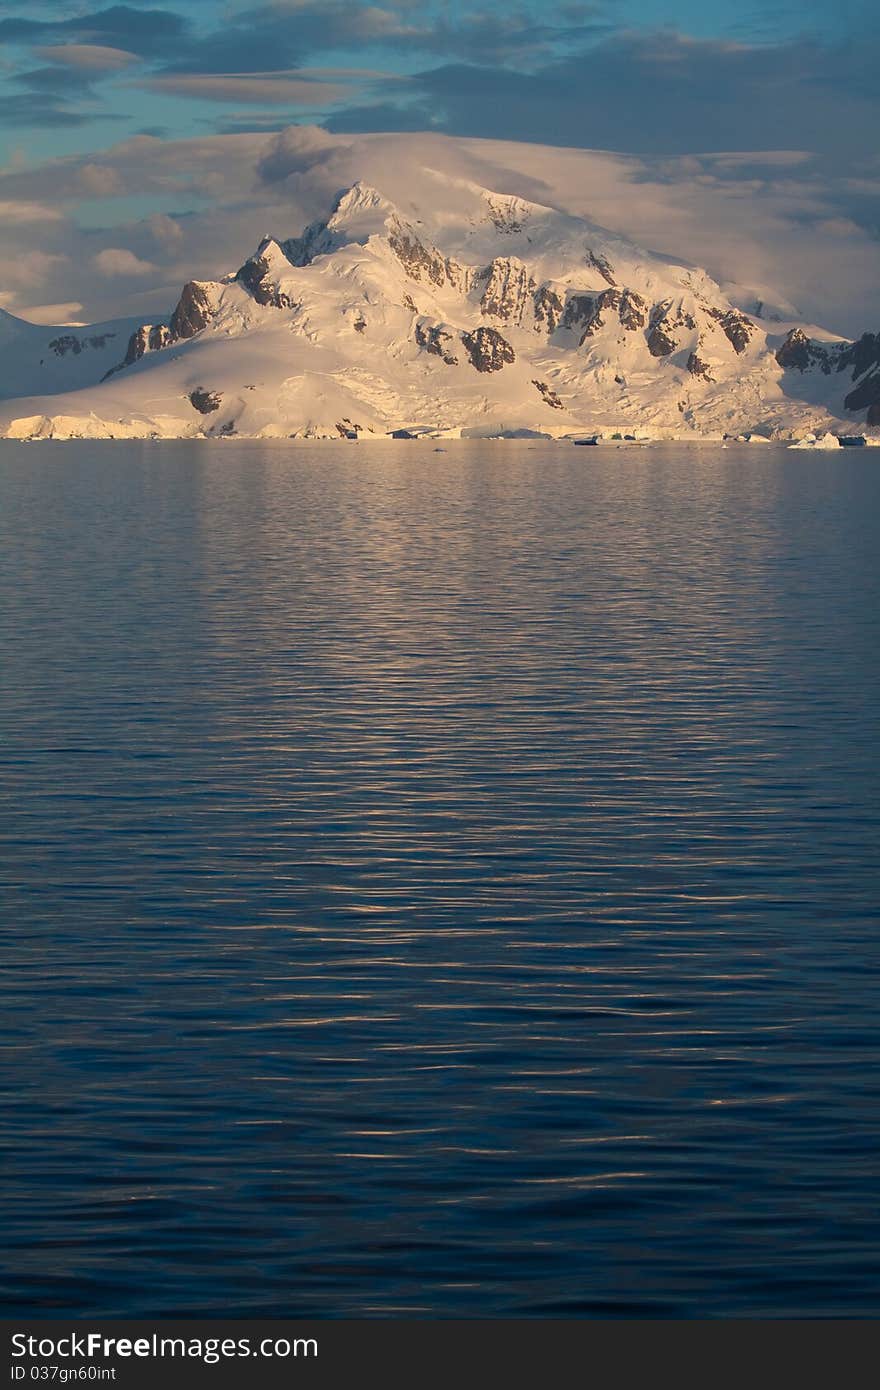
<box><xmin>328</xmin><ymin>181</ymin><xmax>396</xmax><ymax>230</ymax></box>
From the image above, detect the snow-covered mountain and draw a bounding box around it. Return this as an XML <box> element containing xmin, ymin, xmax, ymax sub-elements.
<box><xmin>0</xmin><ymin>308</ymin><xmax>144</xmax><ymax>404</ymax></box>
<box><xmin>2</xmin><ymin>172</ymin><xmax>878</xmax><ymax>440</ymax></box>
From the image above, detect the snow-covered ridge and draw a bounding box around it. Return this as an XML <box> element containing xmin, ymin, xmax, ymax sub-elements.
<box><xmin>1</xmin><ymin>173</ymin><xmax>877</xmax><ymax>441</ymax></box>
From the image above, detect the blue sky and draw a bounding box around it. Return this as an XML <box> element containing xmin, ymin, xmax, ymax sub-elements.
<box><xmin>0</xmin><ymin>1</ymin><xmax>877</xmax><ymax>331</ymax></box>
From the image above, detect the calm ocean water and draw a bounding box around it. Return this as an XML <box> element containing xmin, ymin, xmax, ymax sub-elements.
<box><xmin>1</xmin><ymin>439</ymin><xmax>879</xmax><ymax>1318</ymax></box>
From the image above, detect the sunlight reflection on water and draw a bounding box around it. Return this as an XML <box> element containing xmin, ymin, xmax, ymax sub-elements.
<box><xmin>1</xmin><ymin>440</ymin><xmax>879</xmax><ymax>1316</ymax></box>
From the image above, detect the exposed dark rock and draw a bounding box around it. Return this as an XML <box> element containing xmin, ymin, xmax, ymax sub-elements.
<box><xmin>102</xmin><ymin>323</ymin><xmax>170</xmax><ymax>380</ymax></box>
<box><xmin>388</xmin><ymin>220</ymin><xmax>468</xmax><ymax>292</ymax></box>
<box><xmin>235</xmin><ymin>242</ymin><xmax>294</xmax><ymax>308</ymax></box>
<box><xmin>687</xmin><ymin>352</ymin><xmax>714</xmax><ymax>381</ymax></box>
<box><xmin>415</xmin><ymin>321</ymin><xmax>458</xmax><ymax>365</ymax></box>
<box><xmin>844</xmin><ymin>367</ymin><xmax>880</xmax><ymax>417</ymax></box>
<box><xmin>402</xmin><ymin>293</ymin><xmax>417</xmax><ymax>314</ymax></box>
<box><xmin>189</xmin><ymin>388</ymin><xmax>222</xmax><ymax>414</ymax></box>
<box><xmin>647</xmin><ymin>300</ymin><xmax>698</xmax><ymax>357</ymax></box>
<box><xmin>49</xmin><ymin>331</ymin><xmax>117</xmax><ymax>357</ymax></box>
<box><xmin>619</xmin><ymin>289</ymin><xmax>648</xmax><ymax>331</ymax></box>
<box><xmin>389</xmin><ymin>225</ymin><xmax>442</xmax><ymax>284</ymax></box>
<box><xmin>561</xmin><ymin>294</ymin><xmax>595</xmax><ymax>331</ymax></box>
<box><xmin>836</xmin><ymin>331</ymin><xmax>880</xmax><ymax>380</ymax></box>
<box><xmin>486</xmin><ymin>198</ymin><xmax>525</xmax><ymax>234</ymax></box>
<box><xmin>49</xmin><ymin>335</ymin><xmax>81</xmax><ymax>357</ymax></box>
<box><xmin>579</xmin><ymin>288</ymin><xmax>621</xmax><ymax>343</ymax></box>
<box><xmin>170</xmin><ymin>282</ymin><xmax>214</xmax><ymax>341</ymax></box>
<box><xmin>353</xmin><ymin>316</ymin><xmax>366</xmax><ymax>333</ymax></box>
<box><xmin>335</xmin><ymin>420</ymin><xmax>359</xmax><ymax>438</ymax></box>
<box><xmin>647</xmin><ymin>324</ymin><xmax>677</xmax><ymax>357</ymax></box>
<box><xmin>533</xmin><ymin>286</ymin><xmax>563</xmax><ymax>333</ymax></box>
<box><xmin>774</xmin><ymin>326</ymin><xmax>835</xmax><ymax>372</ymax></box>
<box><xmin>837</xmin><ymin>329</ymin><xmax>880</xmax><ymax>419</ymax></box>
<box><xmin>774</xmin><ymin>326</ymin><xmax>879</xmax><ymax>387</ymax></box>
<box><xmin>478</xmin><ymin>257</ymin><xmax>535</xmax><ymax>325</ymax></box>
<box><xmin>586</xmin><ymin>249</ymin><xmax>616</xmax><ymax>285</ymax></box>
<box><xmin>532</xmin><ymin>379</ymin><xmax>563</xmax><ymax>408</ymax></box>
<box><xmin>709</xmin><ymin>308</ymin><xmax>755</xmax><ymax>355</ymax></box>
<box><xmin>122</xmin><ymin>326</ymin><xmax>151</xmax><ymax>368</ymax></box>
<box><xmin>775</xmin><ymin>328</ymin><xmax>812</xmax><ymax>370</ymax></box>
<box><xmin>391</xmin><ymin>428</ymin><xmax>418</xmax><ymax>439</ymax></box>
<box><xmin>281</xmin><ymin>218</ymin><xmax>332</xmax><ymax>267</ymax></box>
<box><xmin>460</xmin><ymin>326</ymin><xmax>515</xmax><ymax>372</ymax></box>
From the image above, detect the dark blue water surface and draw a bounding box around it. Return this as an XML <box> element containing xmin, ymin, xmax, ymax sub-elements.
<box><xmin>1</xmin><ymin>440</ymin><xmax>879</xmax><ymax>1318</ymax></box>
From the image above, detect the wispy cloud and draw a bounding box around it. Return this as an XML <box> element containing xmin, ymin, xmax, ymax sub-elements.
<box><xmin>336</xmin><ymin>30</ymin><xmax>880</xmax><ymax>160</ymax></box>
<box><xmin>141</xmin><ymin>71</ymin><xmax>356</xmax><ymax>104</ymax></box>
<box><xmin>0</xmin><ymin>197</ymin><xmax>65</xmax><ymax>222</ymax></box>
<box><xmin>33</xmin><ymin>44</ymin><xmax>140</xmax><ymax>72</ymax></box>
<box><xmin>0</xmin><ymin>7</ymin><xmax>190</xmax><ymax>57</ymax></box>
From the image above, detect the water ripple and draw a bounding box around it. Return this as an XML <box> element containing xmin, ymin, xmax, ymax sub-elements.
<box><xmin>1</xmin><ymin>440</ymin><xmax>879</xmax><ymax>1316</ymax></box>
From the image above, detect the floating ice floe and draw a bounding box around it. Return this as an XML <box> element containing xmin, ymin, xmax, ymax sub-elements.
<box><xmin>788</xmin><ymin>432</ymin><xmax>841</xmax><ymax>450</ymax></box>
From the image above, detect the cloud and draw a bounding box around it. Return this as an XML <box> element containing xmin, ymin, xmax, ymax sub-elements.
<box><xmin>0</xmin><ymin>198</ymin><xmax>64</xmax><ymax>222</ymax></box>
<box><xmin>356</xmin><ymin>30</ymin><xmax>880</xmax><ymax>160</ymax></box>
<box><xmin>77</xmin><ymin>163</ymin><xmax>127</xmax><ymax>196</ymax></box>
<box><xmin>0</xmin><ymin>6</ymin><xmax>190</xmax><ymax>58</ymax></box>
<box><xmin>33</xmin><ymin>44</ymin><xmax>139</xmax><ymax>72</ymax></box>
<box><xmin>145</xmin><ymin>212</ymin><xmax>184</xmax><ymax>249</ymax></box>
<box><xmin>14</xmin><ymin>65</ymin><xmax>102</xmax><ymax>93</ymax></box>
<box><xmin>323</xmin><ymin>101</ymin><xmax>433</xmax><ymax>134</ymax></box>
<box><xmin>2</xmin><ymin>7</ymin><xmax>877</xmax><ymax>171</ymax></box>
<box><xmin>0</xmin><ymin>126</ymin><xmax>875</xmax><ymax>335</ymax></box>
<box><xmin>93</xmin><ymin>247</ymin><xmax>157</xmax><ymax>275</ymax></box>
<box><xmin>12</xmin><ymin>250</ymin><xmax>70</xmax><ymax>288</ymax></box>
<box><xmin>15</xmin><ymin>302</ymin><xmax>85</xmax><ymax>326</ymax></box>
<box><xmin>159</xmin><ymin>2</ymin><xmax>422</xmax><ymax>74</ymax></box>
<box><xmin>0</xmin><ymin>93</ymin><xmax>118</xmax><ymax>127</ymax></box>
<box><xmin>255</xmin><ymin>123</ymin><xmax>346</xmax><ymax>182</ymax></box>
<box><xmin>32</xmin><ymin>1</ymin><xmax>607</xmax><ymax>83</ymax></box>
<box><xmin>141</xmin><ymin>71</ymin><xmax>354</xmax><ymax>105</ymax></box>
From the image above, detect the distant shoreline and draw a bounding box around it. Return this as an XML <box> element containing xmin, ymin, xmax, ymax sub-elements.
<box><xmin>3</xmin><ymin>430</ymin><xmax>878</xmax><ymax>448</ymax></box>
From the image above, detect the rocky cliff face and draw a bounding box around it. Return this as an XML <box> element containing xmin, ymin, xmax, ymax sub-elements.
<box><xmin>235</xmin><ymin>240</ymin><xmax>296</xmax><ymax>309</ymax></box>
<box><xmin>776</xmin><ymin>328</ymin><xmax>829</xmax><ymax>371</ymax></box>
<box><xmin>460</xmin><ymin>326</ymin><xmax>516</xmax><ymax>372</ymax></box>
<box><xmin>103</xmin><ymin>323</ymin><xmax>170</xmax><ymax>380</ymax></box>
<box><xmin>776</xmin><ymin>326</ymin><xmax>880</xmax><ymax>400</ymax></box>
<box><xmin>533</xmin><ymin>286</ymin><xmax>563</xmax><ymax>334</ymax></box>
<box><xmin>710</xmin><ymin>309</ymin><xmax>754</xmax><ymax>355</ymax></box>
<box><xmin>388</xmin><ymin>220</ymin><xmax>471</xmax><ymax>295</ymax></box>
<box><xmin>837</xmin><ymin>332</ymin><xmax>880</xmax><ymax>422</ymax></box>
<box><xmin>586</xmin><ymin>249</ymin><xmax>616</xmax><ymax>285</ymax></box>
<box><xmin>415</xmin><ymin>321</ymin><xmax>459</xmax><ymax>365</ymax></box>
<box><xmin>169</xmin><ymin>282</ymin><xmax>215</xmax><ymax>341</ymax></box>
<box><xmin>478</xmin><ymin>257</ymin><xmax>536</xmax><ymax>326</ymax></box>
<box><xmin>103</xmin><ymin>280</ymin><xmax>215</xmax><ymax>379</ymax></box>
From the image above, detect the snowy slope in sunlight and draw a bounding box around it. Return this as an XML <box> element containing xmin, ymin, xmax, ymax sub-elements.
<box><xmin>2</xmin><ymin>171</ymin><xmax>878</xmax><ymax>440</ymax></box>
